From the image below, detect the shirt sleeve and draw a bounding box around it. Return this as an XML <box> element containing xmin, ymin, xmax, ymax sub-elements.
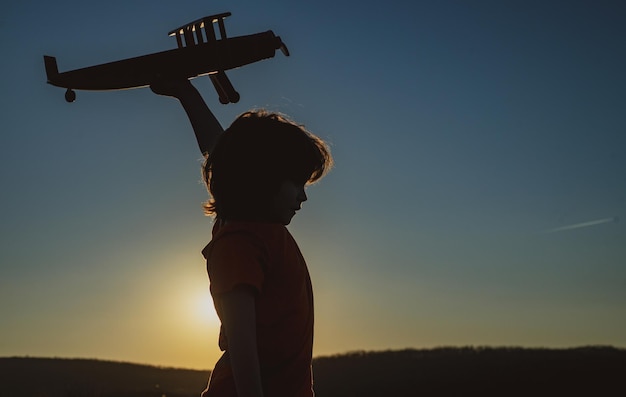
<box><xmin>207</xmin><ymin>232</ymin><xmax>267</xmax><ymax>296</ymax></box>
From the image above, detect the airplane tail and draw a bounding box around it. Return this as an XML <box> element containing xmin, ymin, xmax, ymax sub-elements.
<box><xmin>43</xmin><ymin>55</ymin><xmax>59</xmax><ymax>82</ymax></box>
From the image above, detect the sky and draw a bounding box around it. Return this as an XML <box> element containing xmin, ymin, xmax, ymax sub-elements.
<box><xmin>1</xmin><ymin>0</ymin><xmax>625</xmax><ymax>370</ymax></box>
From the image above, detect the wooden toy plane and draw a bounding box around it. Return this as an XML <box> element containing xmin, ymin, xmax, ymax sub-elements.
<box><xmin>43</xmin><ymin>12</ymin><xmax>290</xmax><ymax>103</ymax></box>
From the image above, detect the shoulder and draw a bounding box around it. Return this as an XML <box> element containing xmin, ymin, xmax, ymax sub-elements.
<box><xmin>202</xmin><ymin>221</ymin><xmax>288</xmax><ymax>259</ymax></box>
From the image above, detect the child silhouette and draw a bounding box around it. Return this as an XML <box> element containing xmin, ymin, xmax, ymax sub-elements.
<box><xmin>152</xmin><ymin>80</ymin><xmax>333</xmax><ymax>397</ymax></box>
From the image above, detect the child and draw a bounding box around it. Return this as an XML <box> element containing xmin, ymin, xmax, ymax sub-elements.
<box><xmin>152</xmin><ymin>80</ymin><xmax>333</xmax><ymax>397</ymax></box>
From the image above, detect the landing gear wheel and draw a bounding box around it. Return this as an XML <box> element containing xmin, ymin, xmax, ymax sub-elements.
<box><xmin>65</xmin><ymin>89</ymin><xmax>76</xmax><ymax>103</ymax></box>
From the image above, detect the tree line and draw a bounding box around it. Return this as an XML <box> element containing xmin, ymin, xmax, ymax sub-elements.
<box><xmin>1</xmin><ymin>346</ymin><xmax>624</xmax><ymax>397</ymax></box>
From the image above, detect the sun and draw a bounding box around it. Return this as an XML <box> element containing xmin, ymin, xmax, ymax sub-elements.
<box><xmin>192</xmin><ymin>289</ymin><xmax>220</xmax><ymax>326</ymax></box>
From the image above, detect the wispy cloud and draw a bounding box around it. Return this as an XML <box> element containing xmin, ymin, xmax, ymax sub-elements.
<box><xmin>541</xmin><ymin>217</ymin><xmax>619</xmax><ymax>234</ymax></box>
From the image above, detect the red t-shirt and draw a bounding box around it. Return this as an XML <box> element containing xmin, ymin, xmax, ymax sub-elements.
<box><xmin>201</xmin><ymin>221</ymin><xmax>314</xmax><ymax>397</ymax></box>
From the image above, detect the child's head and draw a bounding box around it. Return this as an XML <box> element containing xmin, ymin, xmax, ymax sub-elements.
<box><xmin>203</xmin><ymin>110</ymin><xmax>333</xmax><ymax>222</ymax></box>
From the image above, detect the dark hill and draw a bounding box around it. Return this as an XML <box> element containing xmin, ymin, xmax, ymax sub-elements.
<box><xmin>313</xmin><ymin>346</ymin><xmax>626</xmax><ymax>397</ymax></box>
<box><xmin>1</xmin><ymin>346</ymin><xmax>625</xmax><ymax>397</ymax></box>
<box><xmin>0</xmin><ymin>357</ymin><xmax>209</xmax><ymax>397</ymax></box>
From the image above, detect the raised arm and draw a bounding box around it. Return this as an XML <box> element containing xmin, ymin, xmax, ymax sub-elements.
<box><xmin>150</xmin><ymin>79</ymin><xmax>224</xmax><ymax>156</ymax></box>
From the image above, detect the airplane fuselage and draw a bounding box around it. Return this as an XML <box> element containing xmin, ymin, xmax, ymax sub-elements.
<box><xmin>45</xmin><ymin>30</ymin><xmax>284</xmax><ymax>91</ymax></box>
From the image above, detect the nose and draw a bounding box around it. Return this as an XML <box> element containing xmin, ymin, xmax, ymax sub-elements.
<box><xmin>298</xmin><ymin>187</ymin><xmax>307</xmax><ymax>202</ymax></box>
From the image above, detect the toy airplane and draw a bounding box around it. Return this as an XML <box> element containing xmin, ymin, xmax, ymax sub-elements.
<box><xmin>43</xmin><ymin>12</ymin><xmax>289</xmax><ymax>103</ymax></box>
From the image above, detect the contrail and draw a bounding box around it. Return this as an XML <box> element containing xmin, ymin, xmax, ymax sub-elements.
<box><xmin>541</xmin><ymin>217</ymin><xmax>619</xmax><ymax>234</ymax></box>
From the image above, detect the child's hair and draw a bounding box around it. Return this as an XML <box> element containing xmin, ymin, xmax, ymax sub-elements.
<box><xmin>202</xmin><ymin>110</ymin><xmax>333</xmax><ymax>220</ymax></box>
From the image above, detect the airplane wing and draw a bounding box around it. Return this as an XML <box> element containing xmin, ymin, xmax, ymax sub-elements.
<box><xmin>168</xmin><ymin>12</ymin><xmax>232</xmax><ymax>48</ymax></box>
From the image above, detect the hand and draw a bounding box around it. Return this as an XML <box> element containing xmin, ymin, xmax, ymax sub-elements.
<box><xmin>150</xmin><ymin>77</ymin><xmax>223</xmax><ymax>155</ymax></box>
<box><xmin>149</xmin><ymin>77</ymin><xmax>194</xmax><ymax>98</ymax></box>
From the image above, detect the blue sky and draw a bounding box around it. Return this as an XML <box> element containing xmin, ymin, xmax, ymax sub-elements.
<box><xmin>1</xmin><ymin>0</ymin><xmax>625</xmax><ymax>369</ymax></box>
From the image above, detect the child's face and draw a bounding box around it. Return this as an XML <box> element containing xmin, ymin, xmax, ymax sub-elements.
<box><xmin>269</xmin><ymin>180</ymin><xmax>308</xmax><ymax>225</ymax></box>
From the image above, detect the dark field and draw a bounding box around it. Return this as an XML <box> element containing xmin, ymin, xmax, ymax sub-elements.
<box><xmin>1</xmin><ymin>346</ymin><xmax>624</xmax><ymax>397</ymax></box>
